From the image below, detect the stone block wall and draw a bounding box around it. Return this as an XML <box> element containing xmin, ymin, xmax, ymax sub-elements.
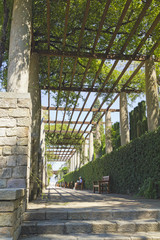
<box><xmin>0</xmin><ymin>188</ymin><xmax>25</xmax><ymax>240</ymax></box>
<box><xmin>0</xmin><ymin>93</ymin><xmax>31</xmax><ymax>196</ymax></box>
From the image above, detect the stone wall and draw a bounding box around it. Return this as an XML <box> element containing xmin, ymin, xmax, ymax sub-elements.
<box><xmin>0</xmin><ymin>188</ymin><xmax>25</xmax><ymax>240</ymax></box>
<box><xmin>0</xmin><ymin>93</ymin><xmax>31</xmax><ymax>198</ymax></box>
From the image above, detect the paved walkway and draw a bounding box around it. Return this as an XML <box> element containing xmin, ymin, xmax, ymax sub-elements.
<box><xmin>19</xmin><ymin>188</ymin><xmax>160</xmax><ymax>240</ymax></box>
<box><xmin>27</xmin><ymin>187</ymin><xmax>160</xmax><ymax>211</ymax></box>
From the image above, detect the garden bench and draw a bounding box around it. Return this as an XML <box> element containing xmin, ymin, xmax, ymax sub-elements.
<box><xmin>75</xmin><ymin>179</ymin><xmax>84</xmax><ymax>190</ymax></box>
<box><xmin>93</xmin><ymin>176</ymin><xmax>110</xmax><ymax>194</ymax></box>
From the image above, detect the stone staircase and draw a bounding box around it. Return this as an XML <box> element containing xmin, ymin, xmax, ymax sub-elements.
<box><xmin>19</xmin><ymin>208</ymin><xmax>160</xmax><ymax>239</ymax></box>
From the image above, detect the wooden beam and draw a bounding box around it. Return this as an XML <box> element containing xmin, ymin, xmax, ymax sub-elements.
<box><xmin>42</xmin><ymin>106</ymin><xmax>120</xmax><ymax>112</ymax></box>
<box><xmin>43</xmin><ymin>120</ymin><xmax>105</xmax><ymax>125</ymax></box>
<box><xmin>44</xmin><ymin>130</ymin><xmax>90</xmax><ymax>134</ymax></box>
<box><xmin>41</xmin><ymin>86</ymin><xmax>142</xmax><ymax>93</ymax></box>
<box><xmin>33</xmin><ymin>49</ymin><xmax>160</xmax><ymax>62</ymax></box>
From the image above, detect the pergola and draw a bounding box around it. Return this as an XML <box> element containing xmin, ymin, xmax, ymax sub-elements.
<box><xmin>5</xmin><ymin>0</ymin><xmax>160</xmax><ymax>167</ymax></box>
<box><xmin>28</xmin><ymin>0</ymin><xmax>160</xmax><ymax>163</ymax></box>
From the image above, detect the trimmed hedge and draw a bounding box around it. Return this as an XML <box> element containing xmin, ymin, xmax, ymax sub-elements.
<box><xmin>64</xmin><ymin>127</ymin><xmax>160</xmax><ymax>196</ymax></box>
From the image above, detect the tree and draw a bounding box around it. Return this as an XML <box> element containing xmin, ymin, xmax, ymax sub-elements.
<box><xmin>0</xmin><ymin>0</ymin><xmax>12</xmax><ymax>89</ymax></box>
<box><xmin>47</xmin><ymin>163</ymin><xmax>53</xmax><ymax>185</ymax></box>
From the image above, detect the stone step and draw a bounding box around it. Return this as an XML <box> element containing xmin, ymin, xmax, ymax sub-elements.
<box><xmin>19</xmin><ymin>232</ymin><xmax>160</xmax><ymax>240</ymax></box>
<box><xmin>22</xmin><ymin>209</ymin><xmax>160</xmax><ymax>221</ymax></box>
<box><xmin>21</xmin><ymin>219</ymin><xmax>160</xmax><ymax>235</ymax></box>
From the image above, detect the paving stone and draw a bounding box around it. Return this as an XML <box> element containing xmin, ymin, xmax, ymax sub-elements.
<box><xmin>65</xmin><ymin>221</ymin><xmax>92</xmax><ymax>234</ymax></box>
<box><xmin>46</xmin><ymin>211</ymin><xmax>67</xmax><ymax>220</ymax></box>
<box><xmin>135</xmin><ymin>220</ymin><xmax>159</xmax><ymax>232</ymax></box>
<box><xmin>92</xmin><ymin>220</ymin><xmax>117</xmax><ymax>234</ymax></box>
<box><xmin>117</xmin><ymin>220</ymin><xmax>136</xmax><ymax>233</ymax></box>
<box><xmin>23</xmin><ymin>212</ymin><xmax>45</xmax><ymax>221</ymax></box>
<box><xmin>21</xmin><ymin>222</ymin><xmax>37</xmax><ymax>235</ymax></box>
<box><xmin>37</xmin><ymin>221</ymin><xmax>65</xmax><ymax>234</ymax></box>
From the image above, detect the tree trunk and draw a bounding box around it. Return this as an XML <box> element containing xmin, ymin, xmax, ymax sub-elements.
<box><xmin>0</xmin><ymin>0</ymin><xmax>9</xmax><ymax>70</ymax></box>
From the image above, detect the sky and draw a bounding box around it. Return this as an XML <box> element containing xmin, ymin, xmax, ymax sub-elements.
<box><xmin>42</xmin><ymin>91</ymin><xmax>146</xmax><ymax>171</ymax></box>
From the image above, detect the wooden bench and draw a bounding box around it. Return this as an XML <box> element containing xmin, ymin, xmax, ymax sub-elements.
<box><xmin>75</xmin><ymin>179</ymin><xmax>84</xmax><ymax>190</ymax></box>
<box><xmin>93</xmin><ymin>176</ymin><xmax>110</xmax><ymax>194</ymax></box>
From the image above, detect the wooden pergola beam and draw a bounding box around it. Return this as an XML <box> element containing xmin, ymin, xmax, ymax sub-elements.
<box><xmin>41</xmin><ymin>86</ymin><xmax>142</xmax><ymax>93</ymax></box>
<box><xmin>33</xmin><ymin>49</ymin><xmax>160</xmax><ymax>62</ymax></box>
<box><xmin>42</xmin><ymin>106</ymin><xmax>120</xmax><ymax>112</ymax></box>
<box><xmin>44</xmin><ymin>130</ymin><xmax>90</xmax><ymax>134</ymax></box>
<box><xmin>43</xmin><ymin>120</ymin><xmax>105</xmax><ymax>125</ymax></box>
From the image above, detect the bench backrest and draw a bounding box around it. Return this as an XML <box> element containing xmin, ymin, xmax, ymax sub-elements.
<box><xmin>102</xmin><ymin>176</ymin><xmax>109</xmax><ymax>182</ymax></box>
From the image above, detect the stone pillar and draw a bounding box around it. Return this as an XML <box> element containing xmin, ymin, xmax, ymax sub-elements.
<box><xmin>96</xmin><ymin>124</ymin><xmax>101</xmax><ymax>145</ymax></box>
<box><xmin>40</xmin><ymin>115</ymin><xmax>46</xmax><ymax>191</ymax></box>
<box><xmin>73</xmin><ymin>154</ymin><xmax>75</xmax><ymax>171</ymax></box>
<box><xmin>95</xmin><ymin>124</ymin><xmax>101</xmax><ymax>158</ymax></box>
<box><xmin>105</xmin><ymin>111</ymin><xmax>113</xmax><ymax>154</ymax></box>
<box><xmin>145</xmin><ymin>57</ymin><xmax>159</xmax><ymax>131</ymax></box>
<box><xmin>84</xmin><ymin>140</ymin><xmax>88</xmax><ymax>164</ymax></box>
<box><xmin>120</xmin><ymin>92</ymin><xmax>130</xmax><ymax>146</ymax></box>
<box><xmin>7</xmin><ymin>0</ymin><xmax>32</xmax><ymax>92</ymax></box>
<box><xmin>0</xmin><ymin>93</ymin><xmax>31</xmax><ymax>204</ymax></box>
<box><xmin>28</xmin><ymin>53</ymin><xmax>41</xmax><ymax>200</ymax></box>
<box><xmin>70</xmin><ymin>157</ymin><xmax>73</xmax><ymax>172</ymax></box>
<box><xmin>77</xmin><ymin>151</ymin><xmax>80</xmax><ymax>169</ymax></box>
<box><xmin>0</xmin><ymin>189</ymin><xmax>26</xmax><ymax>240</ymax></box>
<box><xmin>75</xmin><ymin>152</ymin><xmax>78</xmax><ymax>169</ymax></box>
<box><xmin>89</xmin><ymin>132</ymin><xmax>94</xmax><ymax>161</ymax></box>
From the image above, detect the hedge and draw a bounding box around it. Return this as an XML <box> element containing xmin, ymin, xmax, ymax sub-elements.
<box><xmin>64</xmin><ymin>127</ymin><xmax>160</xmax><ymax>197</ymax></box>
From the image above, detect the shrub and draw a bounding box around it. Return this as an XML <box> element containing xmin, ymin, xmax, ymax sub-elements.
<box><xmin>64</xmin><ymin>127</ymin><xmax>160</xmax><ymax>198</ymax></box>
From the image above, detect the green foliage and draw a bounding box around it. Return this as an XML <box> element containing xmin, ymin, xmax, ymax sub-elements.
<box><xmin>47</xmin><ymin>163</ymin><xmax>53</xmax><ymax>184</ymax></box>
<box><xmin>111</xmin><ymin>122</ymin><xmax>121</xmax><ymax>150</ymax></box>
<box><xmin>138</xmin><ymin>177</ymin><xmax>158</xmax><ymax>199</ymax></box>
<box><xmin>129</xmin><ymin>101</ymin><xmax>148</xmax><ymax>140</ymax></box>
<box><xmin>64</xmin><ymin>126</ymin><xmax>160</xmax><ymax>198</ymax></box>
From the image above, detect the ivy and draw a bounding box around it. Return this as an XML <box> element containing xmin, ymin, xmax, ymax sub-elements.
<box><xmin>64</xmin><ymin>126</ymin><xmax>160</xmax><ymax>198</ymax></box>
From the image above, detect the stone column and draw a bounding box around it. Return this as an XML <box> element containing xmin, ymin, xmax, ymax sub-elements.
<box><xmin>7</xmin><ymin>0</ymin><xmax>32</xmax><ymax>92</ymax></box>
<box><xmin>105</xmin><ymin>111</ymin><xmax>113</xmax><ymax>154</ymax></box>
<box><xmin>70</xmin><ymin>157</ymin><xmax>73</xmax><ymax>172</ymax></box>
<box><xmin>28</xmin><ymin>53</ymin><xmax>41</xmax><ymax>200</ymax></box>
<box><xmin>84</xmin><ymin>140</ymin><xmax>88</xmax><ymax>164</ymax></box>
<box><xmin>145</xmin><ymin>57</ymin><xmax>159</xmax><ymax>131</ymax></box>
<box><xmin>77</xmin><ymin>151</ymin><xmax>80</xmax><ymax>169</ymax></box>
<box><xmin>120</xmin><ymin>92</ymin><xmax>130</xmax><ymax>146</ymax></box>
<box><xmin>89</xmin><ymin>132</ymin><xmax>94</xmax><ymax>161</ymax></box>
<box><xmin>96</xmin><ymin>124</ymin><xmax>101</xmax><ymax>145</ymax></box>
<box><xmin>73</xmin><ymin>154</ymin><xmax>75</xmax><ymax>171</ymax></box>
<box><xmin>40</xmin><ymin>113</ymin><xmax>46</xmax><ymax>191</ymax></box>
